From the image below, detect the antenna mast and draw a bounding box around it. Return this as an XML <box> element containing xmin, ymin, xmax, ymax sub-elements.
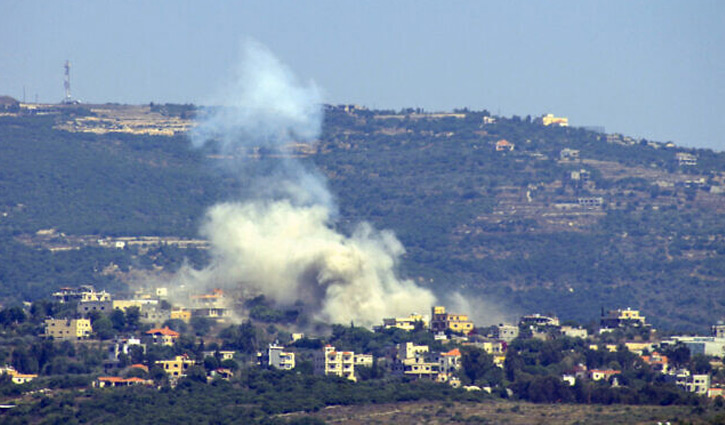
<box><xmin>63</xmin><ymin>60</ymin><xmax>72</xmax><ymax>103</ymax></box>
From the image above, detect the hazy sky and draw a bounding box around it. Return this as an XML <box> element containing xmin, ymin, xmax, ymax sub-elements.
<box><xmin>1</xmin><ymin>1</ymin><xmax>723</xmax><ymax>150</ymax></box>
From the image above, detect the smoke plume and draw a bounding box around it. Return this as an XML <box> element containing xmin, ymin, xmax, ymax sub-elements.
<box><xmin>188</xmin><ymin>40</ymin><xmax>436</xmax><ymax>327</ymax></box>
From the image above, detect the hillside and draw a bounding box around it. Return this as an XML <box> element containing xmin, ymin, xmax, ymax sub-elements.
<box><xmin>0</xmin><ymin>104</ymin><xmax>723</xmax><ymax>331</ymax></box>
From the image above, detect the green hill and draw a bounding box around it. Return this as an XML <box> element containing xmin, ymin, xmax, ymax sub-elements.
<box><xmin>0</xmin><ymin>106</ymin><xmax>723</xmax><ymax>332</ymax></box>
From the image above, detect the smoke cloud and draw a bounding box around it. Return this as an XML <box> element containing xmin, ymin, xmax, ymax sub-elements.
<box><xmin>187</xmin><ymin>40</ymin><xmax>436</xmax><ymax>327</ymax></box>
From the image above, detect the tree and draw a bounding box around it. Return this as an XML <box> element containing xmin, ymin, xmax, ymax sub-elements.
<box><xmin>461</xmin><ymin>347</ymin><xmax>502</xmax><ymax>386</ymax></box>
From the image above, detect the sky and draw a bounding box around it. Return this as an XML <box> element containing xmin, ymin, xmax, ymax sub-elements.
<box><xmin>1</xmin><ymin>1</ymin><xmax>723</xmax><ymax>150</ymax></box>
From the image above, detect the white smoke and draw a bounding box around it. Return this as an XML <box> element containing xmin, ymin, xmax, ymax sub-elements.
<box><xmin>188</xmin><ymin>40</ymin><xmax>436</xmax><ymax>327</ymax></box>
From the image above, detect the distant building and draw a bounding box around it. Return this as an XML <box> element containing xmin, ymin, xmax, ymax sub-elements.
<box><xmin>676</xmin><ymin>152</ymin><xmax>697</xmax><ymax>166</ymax></box>
<box><xmin>314</xmin><ymin>345</ymin><xmax>358</xmax><ymax>382</ymax></box>
<box><xmin>436</xmin><ymin>348</ymin><xmax>462</xmax><ymax>375</ymax></box>
<box><xmin>378</xmin><ymin>313</ymin><xmax>428</xmax><ymax>332</ymax></box>
<box><xmin>600</xmin><ymin>308</ymin><xmax>648</xmax><ymax>329</ymax></box>
<box><xmin>266</xmin><ymin>343</ymin><xmax>295</xmax><ymax>370</ymax></box>
<box><xmin>540</xmin><ymin>113</ymin><xmax>569</xmax><ymax>127</ymax></box>
<box><xmin>430</xmin><ymin>306</ymin><xmax>474</xmax><ymax>335</ymax></box>
<box><xmin>44</xmin><ymin>318</ymin><xmax>92</xmax><ymax>341</ymax></box>
<box><xmin>577</xmin><ymin>197</ymin><xmax>604</xmax><ymax>209</ymax></box>
<box><xmin>496</xmin><ymin>324</ymin><xmax>519</xmax><ymax>342</ymax></box>
<box><xmin>495</xmin><ymin>139</ymin><xmax>515</xmax><ymax>151</ymax></box>
<box><xmin>108</xmin><ymin>337</ymin><xmax>146</xmax><ymax>361</ymax></box>
<box><xmin>676</xmin><ymin>371</ymin><xmax>710</xmax><ymax>395</ymax></box>
<box><xmin>53</xmin><ymin>285</ymin><xmax>110</xmax><ymax>304</ymax></box>
<box><xmin>560</xmin><ymin>148</ymin><xmax>580</xmax><ymax>161</ymax></box>
<box><xmin>94</xmin><ymin>376</ymin><xmax>153</xmax><ymax>388</ymax></box>
<box><xmin>77</xmin><ymin>300</ymin><xmax>113</xmax><ymax>316</ymax></box>
<box><xmin>520</xmin><ymin>314</ymin><xmax>560</xmax><ymax>329</ymax></box>
<box><xmin>391</xmin><ymin>342</ymin><xmax>439</xmax><ymax>381</ymax></box>
<box><xmin>145</xmin><ymin>327</ymin><xmax>180</xmax><ymax>346</ymax></box>
<box><xmin>589</xmin><ymin>369</ymin><xmax>620</xmax><ymax>382</ymax></box>
<box><xmin>560</xmin><ymin>326</ymin><xmax>588</xmax><ymax>339</ymax></box>
<box><xmin>0</xmin><ymin>366</ymin><xmax>37</xmax><ymax>384</ymax></box>
<box><xmin>156</xmin><ymin>354</ymin><xmax>196</xmax><ymax>378</ymax></box>
<box><xmin>713</xmin><ymin>322</ymin><xmax>725</xmax><ymax>339</ymax></box>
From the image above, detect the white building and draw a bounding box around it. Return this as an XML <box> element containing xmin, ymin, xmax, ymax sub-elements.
<box><xmin>267</xmin><ymin>344</ymin><xmax>295</xmax><ymax>370</ymax></box>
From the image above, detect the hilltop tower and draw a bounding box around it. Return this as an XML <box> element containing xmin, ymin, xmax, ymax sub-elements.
<box><xmin>63</xmin><ymin>60</ymin><xmax>73</xmax><ymax>104</ymax></box>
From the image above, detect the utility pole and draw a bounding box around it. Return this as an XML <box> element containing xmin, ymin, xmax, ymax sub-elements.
<box><xmin>63</xmin><ymin>60</ymin><xmax>72</xmax><ymax>104</ymax></box>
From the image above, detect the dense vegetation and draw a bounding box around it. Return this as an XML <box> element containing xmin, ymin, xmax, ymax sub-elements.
<box><xmin>0</xmin><ymin>107</ymin><xmax>724</xmax><ymax>331</ymax></box>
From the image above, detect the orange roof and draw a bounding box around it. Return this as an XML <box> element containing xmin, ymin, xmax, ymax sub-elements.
<box><xmin>98</xmin><ymin>376</ymin><xmax>125</xmax><ymax>382</ymax></box>
<box><xmin>129</xmin><ymin>364</ymin><xmax>149</xmax><ymax>372</ymax></box>
<box><xmin>146</xmin><ymin>327</ymin><xmax>180</xmax><ymax>337</ymax></box>
<box><xmin>590</xmin><ymin>369</ymin><xmax>620</xmax><ymax>375</ymax></box>
<box><xmin>98</xmin><ymin>376</ymin><xmax>148</xmax><ymax>383</ymax></box>
<box><xmin>442</xmin><ymin>348</ymin><xmax>461</xmax><ymax>357</ymax></box>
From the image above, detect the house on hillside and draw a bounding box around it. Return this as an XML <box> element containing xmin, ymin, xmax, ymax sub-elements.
<box><xmin>495</xmin><ymin>139</ymin><xmax>514</xmax><ymax>151</ymax></box>
<box><xmin>145</xmin><ymin>327</ymin><xmax>179</xmax><ymax>346</ymax></box>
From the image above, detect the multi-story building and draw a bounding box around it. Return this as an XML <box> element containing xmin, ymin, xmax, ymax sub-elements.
<box><xmin>108</xmin><ymin>337</ymin><xmax>146</xmax><ymax>361</ymax></box>
<box><xmin>77</xmin><ymin>299</ymin><xmax>113</xmax><ymax>316</ymax></box>
<box><xmin>496</xmin><ymin>324</ymin><xmax>519</xmax><ymax>342</ymax></box>
<box><xmin>156</xmin><ymin>354</ymin><xmax>197</xmax><ymax>378</ymax></box>
<box><xmin>53</xmin><ymin>285</ymin><xmax>110</xmax><ymax>304</ymax></box>
<box><xmin>43</xmin><ymin>318</ymin><xmax>92</xmax><ymax>341</ymax></box>
<box><xmin>378</xmin><ymin>313</ymin><xmax>428</xmax><ymax>332</ymax></box>
<box><xmin>676</xmin><ymin>371</ymin><xmax>710</xmax><ymax>395</ymax></box>
<box><xmin>430</xmin><ymin>306</ymin><xmax>474</xmax><ymax>335</ymax></box>
<box><xmin>145</xmin><ymin>327</ymin><xmax>180</xmax><ymax>346</ymax></box>
<box><xmin>436</xmin><ymin>348</ymin><xmax>462</xmax><ymax>375</ymax></box>
<box><xmin>314</xmin><ymin>345</ymin><xmax>357</xmax><ymax>382</ymax></box>
<box><xmin>600</xmin><ymin>308</ymin><xmax>648</xmax><ymax>329</ymax></box>
<box><xmin>540</xmin><ymin>113</ymin><xmax>569</xmax><ymax>127</ymax></box>
<box><xmin>391</xmin><ymin>342</ymin><xmax>439</xmax><ymax>381</ymax></box>
<box><xmin>676</xmin><ymin>152</ymin><xmax>697</xmax><ymax>166</ymax></box>
<box><xmin>266</xmin><ymin>343</ymin><xmax>295</xmax><ymax>370</ymax></box>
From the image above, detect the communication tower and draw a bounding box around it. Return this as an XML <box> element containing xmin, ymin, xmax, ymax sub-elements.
<box><xmin>63</xmin><ymin>60</ymin><xmax>73</xmax><ymax>104</ymax></box>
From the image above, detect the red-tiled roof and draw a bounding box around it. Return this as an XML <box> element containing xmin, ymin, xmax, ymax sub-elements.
<box><xmin>442</xmin><ymin>348</ymin><xmax>461</xmax><ymax>357</ymax></box>
<box><xmin>146</xmin><ymin>327</ymin><xmax>179</xmax><ymax>337</ymax></box>
<box><xmin>129</xmin><ymin>364</ymin><xmax>149</xmax><ymax>372</ymax></box>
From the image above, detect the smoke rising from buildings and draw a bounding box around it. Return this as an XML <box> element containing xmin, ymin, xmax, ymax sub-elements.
<box><xmin>186</xmin><ymin>40</ymin><xmax>436</xmax><ymax>326</ymax></box>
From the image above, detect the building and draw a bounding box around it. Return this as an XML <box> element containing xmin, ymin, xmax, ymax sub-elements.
<box><xmin>53</xmin><ymin>285</ymin><xmax>110</xmax><ymax>304</ymax></box>
<box><xmin>392</xmin><ymin>343</ymin><xmax>439</xmax><ymax>381</ymax></box>
<box><xmin>676</xmin><ymin>371</ymin><xmax>710</xmax><ymax>395</ymax></box>
<box><xmin>577</xmin><ymin>197</ymin><xmax>604</xmax><ymax>208</ymax></box>
<box><xmin>170</xmin><ymin>308</ymin><xmax>191</xmax><ymax>323</ymax></box>
<box><xmin>589</xmin><ymin>369</ymin><xmax>621</xmax><ymax>382</ymax></box>
<box><xmin>559</xmin><ymin>148</ymin><xmax>580</xmax><ymax>161</ymax></box>
<box><xmin>354</xmin><ymin>354</ymin><xmax>374</xmax><ymax>368</ymax></box>
<box><xmin>712</xmin><ymin>322</ymin><xmax>725</xmax><ymax>339</ymax></box>
<box><xmin>495</xmin><ymin>139</ymin><xmax>514</xmax><ymax>151</ymax></box>
<box><xmin>108</xmin><ymin>337</ymin><xmax>146</xmax><ymax>361</ymax></box>
<box><xmin>640</xmin><ymin>352</ymin><xmax>670</xmax><ymax>374</ymax></box>
<box><xmin>145</xmin><ymin>327</ymin><xmax>180</xmax><ymax>346</ymax></box>
<box><xmin>676</xmin><ymin>152</ymin><xmax>697</xmax><ymax>166</ymax></box>
<box><xmin>266</xmin><ymin>343</ymin><xmax>295</xmax><ymax>370</ymax></box>
<box><xmin>520</xmin><ymin>314</ymin><xmax>560</xmax><ymax>329</ymax></box>
<box><xmin>378</xmin><ymin>313</ymin><xmax>428</xmax><ymax>332</ymax></box>
<box><xmin>560</xmin><ymin>326</ymin><xmax>588</xmax><ymax>339</ymax></box>
<box><xmin>202</xmin><ymin>350</ymin><xmax>235</xmax><ymax>362</ymax></box>
<box><xmin>496</xmin><ymin>324</ymin><xmax>519</xmax><ymax>342</ymax></box>
<box><xmin>436</xmin><ymin>348</ymin><xmax>462</xmax><ymax>375</ymax></box>
<box><xmin>156</xmin><ymin>354</ymin><xmax>196</xmax><ymax>377</ymax></box>
<box><xmin>430</xmin><ymin>306</ymin><xmax>474</xmax><ymax>335</ymax></box>
<box><xmin>600</xmin><ymin>308</ymin><xmax>648</xmax><ymax>329</ymax></box>
<box><xmin>77</xmin><ymin>300</ymin><xmax>113</xmax><ymax>316</ymax></box>
<box><xmin>0</xmin><ymin>366</ymin><xmax>37</xmax><ymax>384</ymax></box>
<box><xmin>540</xmin><ymin>114</ymin><xmax>569</xmax><ymax>127</ymax></box>
<box><xmin>94</xmin><ymin>376</ymin><xmax>153</xmax><ymax>388</ymax></box>
<box><xmin>668</xmin><ymin>336</ymin><xmax>725</xmax><ymax>357</ymax></box>
<box><xmin>314</xmin><ymin>345</ymin><xmax>357</xmax><ymax>382</ymax></box>
<box><xmin>44</xmin><ymin>318</ymin><xmax>92</xmax><ymax>341</ymax></box>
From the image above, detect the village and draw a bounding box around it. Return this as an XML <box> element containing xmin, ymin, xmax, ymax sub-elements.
<box><xmin>1</xmin><ymin>283</ymin><xmax>724</xmax><ymax>404</ymax></box>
